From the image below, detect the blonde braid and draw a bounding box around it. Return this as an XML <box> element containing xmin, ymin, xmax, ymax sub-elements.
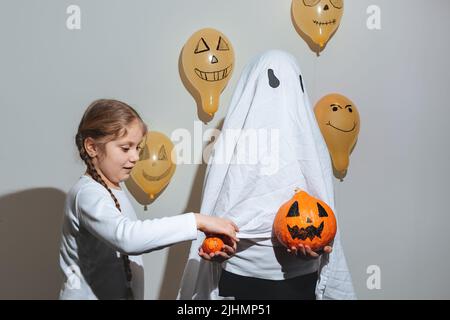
<box><xmin>76</xmin><ymin>133</ymin><xmax>134</xmax><ymax>300</ymax></box>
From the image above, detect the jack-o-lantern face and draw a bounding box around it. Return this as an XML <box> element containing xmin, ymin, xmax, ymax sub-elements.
<box><xmin>314</xmin><ymin>93</ymin><xmax>360</xmax><ymax>174</ymax></box>
<box><xmin>192</xmin><ymin>35</ymin><xmax>232</xmax><ymax>82</ymax></box>
<box><xmin>181</xmin><ymin>28</ymin><xmax>235</xmax><ymax>116</ymax></box>
<box><xmin>273</xmin><ymin>190</ymin><xmax>336</xmax><ymax>251</ymax></box>
<box><xmin>138</xmin><ymin>144</ymin><xmax>172</xmax><ymax>182</ymax></box>
<box><xmin>292</xmin><ymin>0</ymin><xmax>344</xmax><ymax>47</ymax></box>
<box><xmin>130</xmin><ymin>131</ymin><xmax>176</xmax><ymax>199</ymax></box>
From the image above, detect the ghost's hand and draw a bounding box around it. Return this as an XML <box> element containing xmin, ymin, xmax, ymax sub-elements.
<box><xmin>287</xmin><ymin>244</ymin><xmax>332</xmax><ymax>259</ymax></box>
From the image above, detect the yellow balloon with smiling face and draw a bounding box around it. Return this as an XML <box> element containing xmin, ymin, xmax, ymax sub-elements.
<box><xmin>129</xmin><ymin>131</ymin><xmax>176</xmax><ymax>200</ymax></box>
<box><xmin>292</xmin><ymin>0</ymin><xmax>344</xmax><ymax>48</ymax></box>
<box><xmin>314</xmin><ymin>94</ymin><xmax>360</xmax><ymax>176</ymax></box>
<box><xmin>181</xmin><ymin>28</ymin><xmax>234</xmax><ymax>117</ymax></box>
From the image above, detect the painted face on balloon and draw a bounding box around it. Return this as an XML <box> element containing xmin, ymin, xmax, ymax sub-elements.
<box><xmin>192</xmin><ymin>35</ymin><xmax>233</xmax><ymax>83</ymax></box>
<box><xmin>314</xmin><ymin>94</ymin><xmax>360</xmax><ymax>174</ymax></box>
<box><xmin>138</xmin><ymin>144</ymin><xmax>174</xmax><ymax>182</ymax></box>
<box><xmin>130</xmin><ymin>132</ymin><xmax>176</xmax><ymax>198</ymax></box>
<box><xmin>183</xmin><ymin>29</ymin><xmax>234</xmax><ymax>87</ymax></box>
<box><xmin>292</xmin><ymin>0</ymin><xmax>344</xmax><ymax>47</ymax></box>
<box><xmin>181</xmin><ymin>28</ymin><xmax>235</xmax><ymax>116</ymax></box>
<box><xmin>302</xmin><ymin>0</ymin><xmax>343</xmax><ymax>26</ymax></box>
<box><xmin>316</xmin><ymin>95</ymin><xmax>359</xmax><ymax>136</ymax></box>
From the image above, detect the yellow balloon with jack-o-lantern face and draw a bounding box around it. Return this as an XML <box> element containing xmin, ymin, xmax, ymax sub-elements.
<box><xmin>314</xmin><ymin>94</ymin><xmax>360</xmax><ymax>177</ymax></box>
<box><xmin>181</xmin><ymin>28</ymin><xmax>234</xmax><ymax>117</ymax></box>
<box><xmin>129</xmin><ymin>131</ymin><xmax>176</xmax><ymax>200</ymax></box>
<box><xmin>292</xmin><ymin>0</ymin><xmax>344</xmax><ymax>48</ymax></box>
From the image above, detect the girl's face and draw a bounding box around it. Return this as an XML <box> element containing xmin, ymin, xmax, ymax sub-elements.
<box><xmin>91</xmin><ymin>120</ymin><xmax>145</xmax><ymax>190</ymax></box>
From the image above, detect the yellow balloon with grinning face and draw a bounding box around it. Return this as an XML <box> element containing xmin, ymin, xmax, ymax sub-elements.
<box><xmin>181</xmin><ymin>28</ymin><xmax>234</xmax><ymax>117</ymax></box>
<box><xmin>129</xmin><ymin>131</ymin><xmax>176</xmax><ymax>200</ymax></box>
<box><xmin>314</xmin><ymin>94</ymin><xmax>360</xmax><ymax>177</ymax></box>
<box><xmin>292</xmin><ymin>0</ymin><xmax>344</xmax><ymax>48</ymax></box>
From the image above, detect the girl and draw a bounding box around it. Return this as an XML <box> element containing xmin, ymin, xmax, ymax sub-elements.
<box><xmin>59</xmin><ymin>99</ymin><xmax>239</xmax><ymax>300</ymax></box>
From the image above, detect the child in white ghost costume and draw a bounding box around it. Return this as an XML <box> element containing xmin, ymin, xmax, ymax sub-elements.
<box><xmin>178</xmin><ymin>50</ymin><xmax>356</xmax><ymax>300</ymax></box>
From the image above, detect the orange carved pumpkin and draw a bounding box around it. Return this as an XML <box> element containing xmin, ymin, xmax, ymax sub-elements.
<box><xmin>201</xmin><ymin>237</ymin><xmax>225</xmax><ymax>254</ymax></box>
<box><xmin>273</xmin><ymin>189</ymin><xmax>337</xmax><ymax>251</ymax></box>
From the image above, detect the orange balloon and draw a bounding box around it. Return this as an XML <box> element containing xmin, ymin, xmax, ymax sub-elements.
<box><xmin>129</xmin><ymin>131</ymin><xmax>176</xmax><ymax>199</ymax></box>
<box><xmin>292</xmin><ymin>0</ymin><xmax>344</xmax><ymax>48</ymax></box>
<box><xmin>181</xmin><ymin>28</ymin><xmax>234</xmax><ymax>117</ymax></box>
<box><xmin>314</xmin><ymin>94</ymin><xmax>360</xmax><ymax>176</ymax></box>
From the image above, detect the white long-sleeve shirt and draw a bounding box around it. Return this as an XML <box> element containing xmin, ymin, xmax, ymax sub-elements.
<box><xmin>59</xmin><ymin>175</ymin><xmax>198</xmax><ymax>300</ymax></box>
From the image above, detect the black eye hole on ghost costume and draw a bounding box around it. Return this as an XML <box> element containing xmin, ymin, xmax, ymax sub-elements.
<box><xmin>268</xmin><ymin>69</ymin><xmax>280</xmax><ymax>88</ymax></box>
<box><xmin>299</xmin><ymin>74</ymin><xmax>304</xmax><ymax>93</ymax></box>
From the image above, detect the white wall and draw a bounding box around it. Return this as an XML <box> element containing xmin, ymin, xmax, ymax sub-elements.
<box><xmin>1</xmin><ymin>0</ymin><xmax>449</xmax><ymax>299</ymax></box>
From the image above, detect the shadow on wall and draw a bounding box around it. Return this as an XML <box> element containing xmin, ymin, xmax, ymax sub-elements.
<box><xmin>0</xmin><ymin>188</ymin><xmax>65</xmax><ymax>299</ymax></box>
<box><xmin>158</xmin><ymin>119</ymin><xmax>225</xmax><ymax>299</ymax></box>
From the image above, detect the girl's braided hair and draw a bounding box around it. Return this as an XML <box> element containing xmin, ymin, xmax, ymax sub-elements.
<box><xmin>75</xmin><ymin>99</ymin><xmax>147</xmax><ymax>299</ymax></box>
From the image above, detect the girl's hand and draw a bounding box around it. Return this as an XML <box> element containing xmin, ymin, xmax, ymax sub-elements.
<box><xmin>194</xmin><ymin>214</ymin><xmax>239</xmax><ymax>243</ymax></box>
<box><xmin>198</xmin><ymin>236</ymin><xmax>237</xmax><ymax>263</ymax></box>
<box><xmin>287</xmin><ymin>244</ymin><xmax>333</xmax><ymax>259</ymax></box>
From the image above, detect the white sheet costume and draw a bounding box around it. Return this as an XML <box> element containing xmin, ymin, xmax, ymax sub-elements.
<box><xmin>178</xmin><ymin>50</ymin><xmax>356</xmax><ymax>300</ymax></box>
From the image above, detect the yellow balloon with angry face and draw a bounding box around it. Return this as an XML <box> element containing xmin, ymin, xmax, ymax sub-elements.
<box><xmin>314</xmin><ymin>94</ymin><xmax>360</xmax><ymax>178</ymax></box>
<box><xmin>181</xmin><ymin>28</ymin><xmax>234</xmax><ymax>117</ymax></box>
<box><xmin>292</xmin><ymin>0</ymin><xmax>344</xmax><ymax>48</ymax></box>
<box><xmin>129</xmin><ymin>131</ymin><xmax>176</xmax><ymax>200</ymax></box>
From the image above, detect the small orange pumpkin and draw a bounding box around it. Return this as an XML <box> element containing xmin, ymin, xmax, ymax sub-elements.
<box><xmin>201</xmin><ymin>237</ymin><xmax>225</xmax><ymax>254</ymax></box>
<box><xmin>273</xmin><ymin>189</ymin><xmax>337</xmax><ymax>251</ymax></box>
